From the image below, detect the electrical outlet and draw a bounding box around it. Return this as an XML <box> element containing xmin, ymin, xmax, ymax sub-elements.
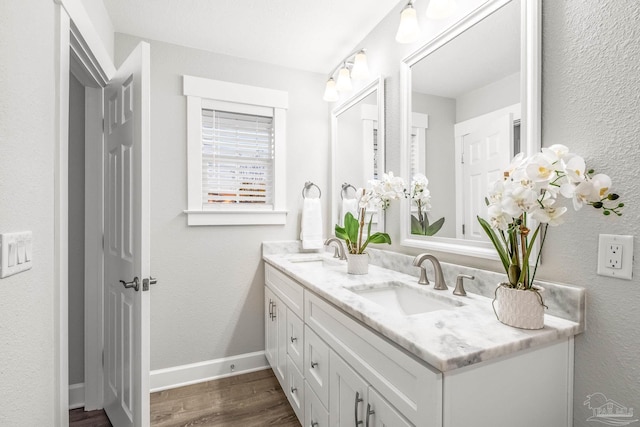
<box><xmin>597</xmin><ymin>234</ymin><xmax>633</xmax><ymax>280</ymax></box>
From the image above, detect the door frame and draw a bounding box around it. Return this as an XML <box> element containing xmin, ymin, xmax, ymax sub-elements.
<box><xmin>54</xmin><ymin>0</ymin><xmax>115</xmax><ymax>424</ymax></box>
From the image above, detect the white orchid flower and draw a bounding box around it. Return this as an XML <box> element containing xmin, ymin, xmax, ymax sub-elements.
<box><xmin>487</xmin><ymin>204</ymin><xmax>512</xmax><ymax>231</ymax></box>
<box><xmin>563</xmin><ymin>155</ymin><xmax>586</xmax><ymax>183</ymax></box>
<box><xmin>541</xmin><ymin>144</ymin><xmax>570</xmax><ymax>162</ymax></box>
<box><xmin>526</xmin><ymin>154</ymin><xmax>555</xmax><ymax>183</ymax></box>
<box><xmin>571</xmin><ymin>181</ymin><xmax>593</xmax><ymax>210</ymax></box>
<box><xmin>531</xmin><ymin>202</ymin><xmax>568</xmax><ymax>226</ymax></box>
<box><xmin>589</xmin><ymin>173</ymin><xmax>612</xmax><ymax>202</ymax></box>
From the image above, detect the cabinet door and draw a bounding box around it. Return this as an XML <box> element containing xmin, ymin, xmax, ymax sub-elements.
<box><xmin>305</xmin><ymin>381</ymin><xmax>329</xmax><ymax>427</ymax></box>
<box><xmin>264</xmin><ymin>287</ymin><xmax>277</xmax><ymax>368</ymax></box>
<box><xmin>286</xmin><ymin>356</ymin><xmax>305</xmax><ymax>423</ymax></box>
<box><xmin>367</xmin><ymin>388</ymin><xmax>413</xmax><ymax>427</ymax></box>
<box><xmin>286</xmin><ymin>308</ymin><xmax>304</xmax><ymax>373</ymax></box>
<box><xmin>329</xmin><ymin>351</ymin><xmax>368</xmax><ymax>427</ymax></box>
<box><xmin>304</xmin><ymin>326</ymin><xmax>330</xmax><ymax>408</ymax></box>
<box><xmin>273</xmin><ymin>294</ymin><xmax>287</xmax><ymax>384</ymax></box>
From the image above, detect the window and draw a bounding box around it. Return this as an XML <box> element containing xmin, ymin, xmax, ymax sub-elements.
<box><xmin>183</xmin><ymin>76</ymin><xmax>288</xmax><ymax>225</ymax></box>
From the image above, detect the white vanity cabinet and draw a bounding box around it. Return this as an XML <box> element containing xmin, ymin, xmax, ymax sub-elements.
<box><xmin>264</xmin><ymin>263</ymin><xmax>574</xmax><ymax>427</ymax></box>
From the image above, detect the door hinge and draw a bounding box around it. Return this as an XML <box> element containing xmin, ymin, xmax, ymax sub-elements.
<box><xmin>102</xmin><ymin>349</ymin><xmax>104</xmax><ymax>368</ymax></box>
<box><xmin>101</xmin><ymin>234</ymin><xmax>104</xmax><ymax>250</ymax></box>
<box><xmin>102</xmin><ymin>118</ymin><xmax>105</xmax><ymax>132</ymax></box>
<box><xmin>462</xmin><ymin>224</ymin><xmax>466</xmax><ymax>235</ymax></box>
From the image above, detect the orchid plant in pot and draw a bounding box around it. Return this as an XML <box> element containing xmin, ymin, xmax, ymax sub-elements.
<box><xmin>335</xmin><ymin>172</ymin><xmax>406</xmax><ymax>274</ymax></box>
<box><xmin>410</xmin><ymin>173</ymin><xmax>445</xmax><ymax>236</ymax></box>
<box><xmin>478</xmin><ymin>144</ymin><xmax>623</xmax><ymax>329</ymax></box>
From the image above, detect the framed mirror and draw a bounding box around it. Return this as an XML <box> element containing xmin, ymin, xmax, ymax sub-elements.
<box><xmin>331</xmin><ymin>77</ymin><xmax>385</xmax><ymax>233</ymax></box>
<box><xmin>400</xmin><ymin>0</ymin><xmax>540</xmax><ymax>259</ymax></box>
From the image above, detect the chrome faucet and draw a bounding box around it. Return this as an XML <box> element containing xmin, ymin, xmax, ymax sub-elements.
<box><xmin>324</xmin><ymin>237</ymin><xmax>347</xmax><ymax>260</ymax></box>
<box><xmin>413</xmin><ymin>253</ymin><xmax>447</xmax><ymax>290</ymax></box>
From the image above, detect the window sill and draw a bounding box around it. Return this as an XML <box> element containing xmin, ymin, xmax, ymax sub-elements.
<box><xmin>184</xmin><ymin>210</ymin><xmax>288</xmax><ymax>226</ymax></box>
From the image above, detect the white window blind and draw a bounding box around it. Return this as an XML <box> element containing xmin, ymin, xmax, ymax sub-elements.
<box><xmin>201</xmin><ymin>109</ymin><xmax>274</xmax><ymax>207</ymax></box>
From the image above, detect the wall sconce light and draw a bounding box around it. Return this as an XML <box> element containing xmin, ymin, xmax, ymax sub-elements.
<box><xmin>395</xmin><ymin>0</ymin><xmax>421</xmax><ymax>44</ymax></box>
<box><xmin>323</xmin><ymin>49</ymin><xmax>370</xmax><ymax>102</ymax></box>
<box><xmin>395</xmin><ymin>0</ymin><xmax>458</xmax><ymax>44</ymax></box>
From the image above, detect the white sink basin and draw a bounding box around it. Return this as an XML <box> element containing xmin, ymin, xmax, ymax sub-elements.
<box><xmin>350</xmin><ymin>281</ymin><xmax>463</xmax><ymax>316</ymax></box>
<box><xmin>285</xmin><ymin>254</ymin><xmax>342</xmax><ymax>267</ymax></box>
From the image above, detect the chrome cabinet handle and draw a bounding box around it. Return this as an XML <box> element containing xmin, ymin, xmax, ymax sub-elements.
<box><xmin>271</xmin><ymin>301</ymin><xmax>276</xmax><ymax>321</ymax></box>
<box><xmin>310</xmin><ymin>361</ymin><xmax>318</xmax><ymax>369</ymax></box>
<box><xmin>290</xmin><ymin>336</ymin><xmax>297</xmax><ymax>343</ymax></box>
<box><xmin>365</xmin><ymin>403</ymin><xmax>375</xmax><ymax>427</ymax></box>
<box><xmin>355</xmin><ymin>391</ymin><xmax>364</xmax><ymax>426</ymax></box>
<box><xmin>290</xmin><ymin>386</ymin><xmax>297</xmax><ymax>394</ymax></box>
<box><xmin>268</xmin><ymin>299</ymin><xmax>273</xmax><ymax>319</ymax></box>
<box><xmin>310</xmin><ymin>422</ymin><xmax>318</xmax><ymax>427</ymax></box>
<box><xmin>119</xmin><ymin>277</ymin><xmax>140</xmax><ymax>292</ymax></box>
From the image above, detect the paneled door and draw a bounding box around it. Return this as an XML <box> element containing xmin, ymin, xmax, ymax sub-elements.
<box><xmin>460</xmin><ymin>113</ymin><xmax>512</xmax><ymax>241</ymax></box>
<box><xmin>103</xmin><ymin>42</ymin><xmax>151</xmax><ymax>427</ymax></box>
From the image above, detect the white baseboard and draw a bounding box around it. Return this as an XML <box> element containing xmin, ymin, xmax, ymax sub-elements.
<box><xmin>150</xmin><ymin>351</ymin><xmax>269</xmax><ymax>393</ymax></box>
<box><xmin>69</xmin><ymin>383</ymin><xmax>85</xmax><ymax>409</ymax></box>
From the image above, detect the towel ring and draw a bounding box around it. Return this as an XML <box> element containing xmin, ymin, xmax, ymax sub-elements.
<box><xmin>341</xmin><ymin>183</ymin><xmax>357</xmax><ymax>200</ymax></box>
<box><xmin>302</xmin><ymin>181</ymin><xmax>321</xmax><ymax>199</ymax></box>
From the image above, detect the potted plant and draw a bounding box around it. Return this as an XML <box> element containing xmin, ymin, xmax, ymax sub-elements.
<box><xmin>335</xmin><ymin>172</ymin><xmax>406</xmax><ymax>274</ymax></box>
<box><xmin>478</xmin><ymin>144</ymin><xmax>623</xmax><ymax>329</ymax></box>
<box><xmin>410</xmin><ymin>173</ymin><xmax>445</xmax><ymax>236</ymax></box>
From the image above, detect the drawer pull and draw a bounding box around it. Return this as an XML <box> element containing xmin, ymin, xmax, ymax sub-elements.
<box><xmin>310</xmin><ymin>361</ymin><xmax>319</xmax><ymax>369</ymax></box>
<box><xmin>365</xmin><ymin>403</ymin><xmax>375</xmax><ymax>427</ymax></box>
<box><xmin>268</xmin><ymin>299</ymin><xmax>273</xmax><ymax>319</ymax></box>
<box><xmin>355</xmin><ymin>391</ymin><xmax>364</xmax><ymax>425</ymax></box>
<box><xmin>310</xmin><ymin>422</ymin><xmax>318</xmax><ymax>427</ymax></box>
<box><xmin>290</xmin><ymin>336</ymin><xmax>297</xmax><ymax>343</ymax></box>
<box><xmin>271</xmin><ymin>301</ymin><xmax>276</xmax><ymax>321</ymax></box>
<box><xmin>290</xmin><ymin>386</ymin><xmax>297</xmax><ymax>394</ymax></box>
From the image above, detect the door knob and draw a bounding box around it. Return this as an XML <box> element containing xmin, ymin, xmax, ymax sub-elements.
<box><xmin>143</xmin><ymin>276</ymin><xmax>158</xmax><ymax>291</ymax></box>
<box><xmin>120</xmin><ymin>277</ymin><xmax>140</xmax><ymax>292</ymax></box>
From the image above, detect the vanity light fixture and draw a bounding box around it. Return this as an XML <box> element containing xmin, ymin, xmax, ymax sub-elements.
<box><xmin>323</xmin><ymin>49</ymin><xmax>370</xmax><ymax>102</ymax></box>
<box><xmin>425</xmin><ymin>0</ymin><xmax>458</xmax><ymax>20</ymax></box>
<box><xmin>395</xmin><ymin>0</ymin><xmax>421</xmax><ymax>44</ymax></box>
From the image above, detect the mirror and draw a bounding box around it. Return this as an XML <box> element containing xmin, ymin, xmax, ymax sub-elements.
<box><xmin>331</xmin><ymin>77</ymin><xmax>385</xmax><ymax>232</ymax></box>
<box><xmin>400</xmin><ymin>0</ymin><xmax>540</xmax><ymax>259</ymax></box>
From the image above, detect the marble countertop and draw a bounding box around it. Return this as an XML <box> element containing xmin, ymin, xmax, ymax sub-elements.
<box><xmin>263</xmin><ymin>250</ymin><xmax>584</xmax><ymax>372</ymax></box>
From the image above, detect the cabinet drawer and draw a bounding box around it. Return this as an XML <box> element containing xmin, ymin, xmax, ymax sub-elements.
<box><xmin>304</xmin><ymin>325</ymin><xmax>330</xmax><ymax>409</ymax></box>
<box><xmin>305</xmin><ymin>292</ymin><xmax>441</xmax><ymax>426</ymax></box>
<box><xmin>265</xmin><ymin>264</ymin><xmax>304</xmax><ymax>318</ymax></box>
<box><xmin>305</xmin><ymin>381</ymin><xmax>329</xmax><ymax>427</ymax></box>
<box><xmin>286</xmin><ymin>356</ymin><xmax>304</xmax><ymax>423</ymax></box>
<box><xmin>287</xmin><ymin>308</ymin><xmax>304</xmax><ymax>373</ymax></box>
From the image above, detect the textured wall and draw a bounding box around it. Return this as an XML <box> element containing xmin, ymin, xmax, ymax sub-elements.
<box><xmin>353</xmin><ymin>0</ymin><xmax>640</xmax><ymax>424</ymax></box>
<box><xmin>115</xmin><ymin>34</ymin><xmax>330</xmax><ymax>370</ymax></box>
<box><xmin>541</xmin><ymin>1</ymin><xmax>640</xmax><ymax>424</ymax></box>
<box><xmin>0</xmin><ymin>0</ymin><xmax>57</xmax><ymax>424</ymax></box>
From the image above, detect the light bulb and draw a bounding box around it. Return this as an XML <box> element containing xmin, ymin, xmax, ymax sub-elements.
<box><xmin>336</xmin><ymin>66</ymin><xmax>352</xmax><ymax>92</ymax></box>
<box><xmin>426</xmin><ymin>0</ymin><xmax>458</xmax><ymax>20</ymax></box>
<box><xmin>323</xmin><ymin>78</ymin><xmax>339</xmax><ymax>102</ymax></box>
<box><xmin>395</xmin><ymin>3</ymin><xmax>421</xmax><ymax>44</ymax></box>
<box><xmin>351</xmin><ymin>50</ymin><xmax>370</xmax><ymax>81</ymax></box>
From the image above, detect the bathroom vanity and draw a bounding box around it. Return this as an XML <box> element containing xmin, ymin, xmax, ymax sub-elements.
<box><xmin>263</xmin><ymin>243</ymin><xmax>584</xmax><ymax>427</ymax></box>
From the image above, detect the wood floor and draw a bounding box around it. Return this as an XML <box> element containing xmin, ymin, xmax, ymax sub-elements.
<box><xmin>69</xmin><ymin>369</ymin><xmax>299</xmax><ymax>427</ymax></box>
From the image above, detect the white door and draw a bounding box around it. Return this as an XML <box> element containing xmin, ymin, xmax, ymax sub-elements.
<box><xmin>103</xmin><ymin>42</ymin><xmax>151</xmax><ymax>427</ymax></box>
<box><xmin>366</xmin><ymin>388</ymin><xmax>412</xmax><ymax>427</ymax></box>
<box><xmin>460</xmin><ymin>114</ymin><xmax>512</xmax><ymax>241</ymax></box>
<box><xmin>329</xmin><ymin>351</ymin><xmax>368</xmax><ymax>426</ymax></box>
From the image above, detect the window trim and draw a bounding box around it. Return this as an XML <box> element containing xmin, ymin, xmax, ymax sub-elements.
<box><xmin>183</xmin><ymin>75</ymin><xmax>288</xmax><ymax>226</ymax></box>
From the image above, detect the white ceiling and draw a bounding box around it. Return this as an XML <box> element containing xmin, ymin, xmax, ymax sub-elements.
<box><xmin>102</xmin><ymin>0</ymin><xmax>401</xmax><ymax>75</ymax></box>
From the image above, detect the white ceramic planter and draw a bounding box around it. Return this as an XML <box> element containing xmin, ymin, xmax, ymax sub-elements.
<box><xmin>347</xmin><ymin>253</ymin><xmax>369</xmax><ymax>275</ymax></box>
<box><xmin>493</xmin><ymin>284</ymin><xmax>546</xmax><ymax>330</ymax></box>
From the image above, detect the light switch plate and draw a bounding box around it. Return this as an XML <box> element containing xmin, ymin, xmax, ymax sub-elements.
<box><xmin>597</xmin><ymin>234</ymin><xmax>633</xmax><ymax>280</ymax></box>
<box><xmin>0</xmin><ymin>231</ymin><xmax>33</xmax><ymax>279</ymax></box>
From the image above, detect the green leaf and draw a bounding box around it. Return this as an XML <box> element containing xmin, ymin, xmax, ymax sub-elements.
<box><xmin>366</xmin><ymin>232</ymin><xmax>392</xmax><ymax>245</ymax></box>
<box><xmin>477</xmin><ymin>216</ymin><xmax>510</xmax><ymax>273</ymax></box>
<box><xmin>411</xmin><ymin>215</ymin><xmax>425</xmax><ymax>234</ymax></box>
<box><xmin>344</xmin><ymin>212</ymin><xmax>359</xmax><ymax>243</ymax></box>
<box><xmin>425</xmin><ymin>217</ymin><xmax>445</xmax><ymax>236</ymax></box>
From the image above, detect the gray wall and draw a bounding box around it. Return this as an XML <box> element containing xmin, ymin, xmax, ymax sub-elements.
<box><xmin>0</xmin><ymin>0</ymin><xmax>57</xmax><ymax>424</ymax></box>
<box><xmin>114</xmin><ymin>34</ymin><xmax>330</xmax><ymax>370</ymax></box>
<box><xmin>353</xmin><ymin>0</ymin><xmax>640</xmax><ymax>424</ymax></box>
<box><xmin>412</xmin><ymin>92</ymin><xmax>456</xmax><ymax>237</ymax></box>
<box><xmin>456</xmin><ymin>71</ymin><xmax>520</xmax><ymax>122</ymax></box>
<box><xmin>68</xmin><ymin>72</ymin><xmax>85</xmax><ymax>386</ymax></box>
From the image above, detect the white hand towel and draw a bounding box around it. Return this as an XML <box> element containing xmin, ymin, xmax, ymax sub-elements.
<box><xmin>301</xmin><ymin>197</ymin><xmax>323</xmax><ymax>249</ymax></box>
<box><xmin>340</xmin><ymin>198</ymin><xmax>359</xmax><ymax>226</ymax></box>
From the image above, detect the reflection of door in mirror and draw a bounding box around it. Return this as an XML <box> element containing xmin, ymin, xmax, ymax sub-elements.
<box><xmin>408</xmin><ymin>0</ymin><xmax>521</xmax><ymax>241</ymax></box>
